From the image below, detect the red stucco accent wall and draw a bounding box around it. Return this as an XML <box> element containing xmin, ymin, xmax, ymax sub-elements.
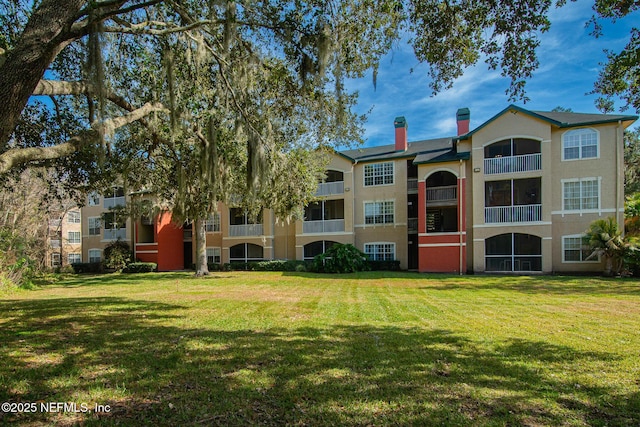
<box><xmin>156</xmin><ymin>212</ymin><xmax>184</xmax><ymax>271</ymax></box>
<box><xmin>418</xmin><ymin>177</ymin><xmax>467</xmax><ymax>273</ymax></box>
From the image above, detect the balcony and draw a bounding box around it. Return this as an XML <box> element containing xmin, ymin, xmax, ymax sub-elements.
<box><xmin>104</xmin><ymin>196</ymin><xmax>126</xmax><ymax>209</ymax></box>
<box><xmin>484</xmin><ymin>153</ymin><xmax>542</xmax><ymax>175</ymax></box>
<box><xmin>104</xmin><ymin>228</ymin><xmax>127</xmax><ymax>240</ymax></box>
<box><xmin>407</xmin><ymin>217</ymin><xmax>418</xmax><ymax>234</ymax></box>
<box><xmin>485</xmin><ymin>204</ymin><xmax>542</xmax><ymax>224</ymax></box>
<box><xmin>407</xmin><ymin>178</ymin><xmax>418</xmax><ymax>193</ymax></box>
<box><xmin>426</xmin><ymin>185</ymin><xmax>457</xmax><ymax>206</ymax></box>
<box><xmin>229</xmin><ymin>223</ymin><xmax>263</xmax><ymax>237</ymax></box>
<box><xmin>316</xmin><ymin>181</ymin><xmax>344</xmax><ymax>196</ymax></box>
<box><xmin>303</xmin><ymin>219</ymin><xmax>345</xmax><ymax>234</ymax></box>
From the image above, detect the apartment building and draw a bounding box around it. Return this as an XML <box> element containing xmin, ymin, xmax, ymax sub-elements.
<box><xmin>47</xmin><ymin>208</ymin><xmax>82</xmax><ymax>268</ymax></box>
<box><xmin>81</xmin><ymin>105</ymin><xmax>637</xmax><ymax>274</ymax></box>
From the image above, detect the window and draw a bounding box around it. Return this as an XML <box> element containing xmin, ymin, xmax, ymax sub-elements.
<box><xmin>206</xmin><ymin>247</ymin><xmax>221</xmax><ymax>264</ymax></box>
<box><xmin>205</xmin><ymin>213</ymin><xmax>221</xmax><ymax>232</ymax></box>
<box><xmin>563</xmin><ymin>178</ymin><xmax>599</xmax><ymax>211</ymax></box>
<box><xmin>485</xmin><ymin>233</ymin><xmax>542</xmax><ymax>271</ymax></box>
<box><xmin>563</xmin><ymin>129</ymin><xmax>598</xmax><ymax>160</ymax></box>
<box><xmin>51</xmin><ymin>253</ymin><xmax>61</xmax><ymax>267</ymax></box>
<box><xmin>364</xmin><ymin>243</ymin><xmax>396</xmax><ymax>261</ymax></box>
<box><xmin>229</xmin><ymin>243</ymin><xmax>263</xmax><ymax>262</ymax></box>
<box><xmin>88</xmin><ymin>217</ymin><xmax>101</xmax><ymax>236</ymax></box>
<box><xmin>364</xmin><ymin>162</ymin><xmax>394</xmax><ymax>186</ymax></box>
<box><xmin>67</xmin><ymin>211</ymin><xmax>80</xmax><ymax>223</ymax></box>
<box><xmin>68</xmin><ymin>253</ymin><xmax>81</xmax><ymax>264</ymax></box>
<box><xmin>88</xmin><ymin>192</ymin><xmax>99</xmax><ymax>206</ymax></box>
<box><xmin>303</xmin><ymin>241</ymin><xmax>337</xmax><ymax>260</ymax></box>
<box><xmin>68</xmin><ymin>231</ymin><xmax>81</xmax><ymax>244</ymax></box>
<box><xmin>364</xmin><ymin>201</ymin><xmax>394</xmax><ymax>224</ymax></box>
<box><xmin>563</xmin><ymin>235</ymin><xmax>597</xmax><ymax>262</ymax></box>
<box><xmin>88</xmin><ymin>249</ymin><xmax>101</xmax><ymax>263</ymax></box>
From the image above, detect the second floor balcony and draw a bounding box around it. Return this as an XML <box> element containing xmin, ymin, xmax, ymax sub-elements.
<box><xmin>485</xmin><ymin>204</ymin><xmax>542</xmax><ymax>224</ymax></box>
<box><xmin>229</xmin><ymin>223</ymin><xmax>263</xmax><ymax>237</ymax></box>
<box><xmin>104</xmin><ymin>228</ymin><xmax>127</xmax><ymax>240</ymax></box>
<box><xmin>303</xmin><ymin>219</ymin><xmax>345</xmax><ymax>234</ymax></box>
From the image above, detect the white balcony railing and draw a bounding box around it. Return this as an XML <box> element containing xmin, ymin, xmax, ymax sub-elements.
<box><xmin>484</xmin><ymin>153</ymin><xmax>541</xmax><ymax>175</ymax></box>
<box><xmin>426</xmin><ymin>185</ymin><xmax>457</xmax><ymax>203</ymax></box>
<box><xmin>104</xmin><ymin>196</ymin><xmax>126</xmax><ymax>209</ymax></box>
<box><xmin>485</xmin><ymin>204</ymin><xmax>542</xmax><ymax>224</ymax></box>
<box><xmin>103</xmin><ymin>228</ymin><xmax>127</xmax><ymax>240</ymax></box>
<box><xmin>303</xmin><ymin>219</ymin><xmax>345</xmax><ymax>234</ymax></box>
<box><xmin>316</xmin><ymin>181</ymin><xmax>344</xmax><ymax>196</ymax></box>
<box><xmin>229</xmin><ymin>223</ymin><xmax>263</xmax><ymax>237</ymax></box>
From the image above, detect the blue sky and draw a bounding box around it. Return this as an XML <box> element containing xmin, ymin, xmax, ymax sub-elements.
<box><xmin>347</xmin><ymin>0</ymin><xmax>639</xmax><ymax>147</ymax></box>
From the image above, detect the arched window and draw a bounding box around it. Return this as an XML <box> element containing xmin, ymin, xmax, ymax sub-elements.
<box><xmin>563</xmin><ymin>129</ymin><xmax>598</xmax><ymax>160</ymax></box>
<box><xmin>229</xmin><ymin>243</ymin><xmax>263</xmax><ymax>262</ymax></box>
<box><xmin>485</xmin><ymin>233</ymin><xmax>541</xmax><ymax>272</ymax></box>
<box><xmin>303</xmin><ymin>241</ymin><xmax>338</xmax><ymax>260</ymax></box>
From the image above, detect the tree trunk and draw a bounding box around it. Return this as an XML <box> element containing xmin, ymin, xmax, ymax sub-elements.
<box><xmin>194</xmin><ymin>218</ymin><xmax>209</xmax><ymax>276</ymax></box>
<box><xmin>0</xmin><ymin>0</ymin><xmax>87</xmax><ymax>147</ymax></box>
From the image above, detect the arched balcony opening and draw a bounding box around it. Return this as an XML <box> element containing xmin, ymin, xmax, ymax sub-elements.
<box><xmin>425</xmin><ymin>171</ymin><xmax>458</xmax><ymax>233</ymax></box>
<box><xmin>485</xmin><ymin>233</ymin><xmax>541</xmax><ymax>272</ymax></box>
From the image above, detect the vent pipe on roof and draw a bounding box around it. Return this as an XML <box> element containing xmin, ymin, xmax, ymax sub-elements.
<box><xmin>456</xmin><ymin>108</ymin><xmax>470</xmax><ymax>136</ymax></box>
<box><xmin>394</xmin><ymin>116</ymin><xmax>408</xmax><ymax>151</ymax></box>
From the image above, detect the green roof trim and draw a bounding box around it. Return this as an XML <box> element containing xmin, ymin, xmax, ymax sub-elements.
<box><xmin>414</xmin><ymin>151</ymin><xmax>470</xmax><ymax>165</ymax></box>
<box><xmin>455</xmin><ymin>104</ymin><xmax>638</xmax><ymax>141</ymax></box>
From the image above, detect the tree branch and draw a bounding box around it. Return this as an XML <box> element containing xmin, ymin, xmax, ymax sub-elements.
<box><xmin>0</xmin><ymin>102</ymin><xmax>167</xmax><ymax>174</ymax></box>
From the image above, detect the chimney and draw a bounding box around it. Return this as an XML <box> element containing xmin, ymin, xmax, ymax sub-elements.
<box><xmin>394</xmin><ymin>116</ymin><xmax>408</xmax><ymax>151</ymax></box>
<box><xmin>456</xmin><ymin>108</ymin><xmax>470</xmax><ymax>136</ymax></box>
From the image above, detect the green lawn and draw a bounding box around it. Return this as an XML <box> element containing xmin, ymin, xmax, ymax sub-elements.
<box><xmin>1</xmin><ymin>272</ymin><xmax>639</xmax><ymax>426</ymax></box>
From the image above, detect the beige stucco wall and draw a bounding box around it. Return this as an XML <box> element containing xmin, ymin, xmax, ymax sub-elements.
<box><xmin>470</xmin><ymin>112</ymin><xmax>552</xmax><ymax>273</ymax></box>
<box><xmin>468</xmin><ymin>109</ymin><xmax>625</xmax><ymax>273</ymax></box>
<box><xmin>352</xmin><ymin>157</ymin><xmax>410</xmax><ymax>269</ymax></box>
<box><xmin>295</xmin><ymin>153</ymin><xmax>356</xmax><ymax>261</ymax></box>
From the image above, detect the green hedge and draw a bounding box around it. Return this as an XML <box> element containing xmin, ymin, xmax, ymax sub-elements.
<box><xmin>222</xmin><ymin>260</ymin><xmax>309</xmax><ymax>272</ymax></box>
<box><xmin>367</xmin><ymin>260</ymin><xmax>401</xmax><ymax>271</ymax></box>
<box><xmin>71</xmin><ymin>262</ymin><xmax>103</xmax><ymax>274</ymax></box>
<box><xmin>123</xmin><ymin>262</ymin><xmax>157</xmax><ymax>273</ymax></box>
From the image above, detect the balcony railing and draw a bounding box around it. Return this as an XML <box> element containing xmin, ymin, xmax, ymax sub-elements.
<box><xmin>315</xmin><ymin>181</ymin><xmax>344</xmax><ymax>196</ymax></box>
<box><xmin>484</xmin><ymin>153</ymin><xmax>541</xmax><ymax>175</ymax></box>
<box><xmin>104</xmin><ymin>196</ymin><xmax>126</xmax><ymax>209</ymax></box>
<box><xmin>485</xmin><ymin>204</ymin><xmax>542</xmax><ymax>223</ymax></box>
<box><xmin>103</xmin><ymin>228</ymin><xmax>127</xmax><ymax>240</ymax></box>
<box><xmin>407</xmin><ymin>178</ymin><xmax>418</xmax><ymax>192</ymax></box>
<box><xmin>426</xmin><ymin>185</ymin><xmax>457</xmax><ymax>204</ymax></box>
<box><xmin>407</xmin><ymin>217</ymin><xmax>418</xmax><ymax>233</ymax></box>
<box><xmin>229</xmin><ymin>223</ymin><xmax>263</xmax><ymax>236</ymax></box>
<box><xmin>303</xmin><ymin>219</ymin><xmax>345</xmax><ymax>234</ymax></box>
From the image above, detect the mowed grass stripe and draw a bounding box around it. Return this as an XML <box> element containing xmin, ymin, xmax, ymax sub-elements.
<box><xmin>1</xmin><ymin>271</ymin><xmax>639</xmax><ymax>426</ymax></box>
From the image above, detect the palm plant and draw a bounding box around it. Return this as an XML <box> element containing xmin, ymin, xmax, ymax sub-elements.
<box><xmin>584</xmin><ymin>217</ymin><xmax>626</xmax><ymax>276</ymax></box>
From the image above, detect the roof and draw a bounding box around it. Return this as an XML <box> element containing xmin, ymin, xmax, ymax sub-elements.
<box><xmin>457</xmin><ymin>104</ymin><xmax>638</xmax><ymax>140</ymax></box>
<box><xmin>340</xmin><ymin>137</ymin><xmax>453</xmax><ymax>163</ymax></box>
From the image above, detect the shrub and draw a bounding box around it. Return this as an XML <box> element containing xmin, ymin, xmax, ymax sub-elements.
<box><xmin>312</xmin><ymin>243</ymin><xmax>370</xmax><ymax>273</ymax></box>
<box><xmin>222</xmin><ymin>260</ymin><xmax>308</xmax><ymax>272</ymax></box>
<box><xmin>71</xmin><ymin>262</ymin><xmax>103</xmax><ymax>274</ymax></box>
<box><xmin>123</xmin><ymin>262</ymin><xmax>157</xmax><ymax>273</ymax></box>
<box><xmin>103</xmin><ymin>240</ymin><xmax>132</xmax><ymax>272</ymax></box>
<box><xmin>368</xmin><ymin>260</ymin><xmax>401</xmax><ymax>271</ymax></box>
